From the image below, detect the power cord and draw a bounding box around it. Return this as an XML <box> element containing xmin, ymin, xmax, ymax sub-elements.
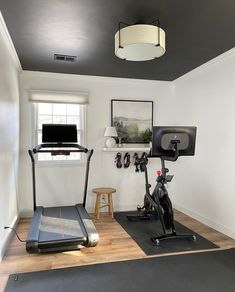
<box><xmin>4</xmin><ymin>226</ymin><xmax>26</xmax><ymax>242</ymax></box>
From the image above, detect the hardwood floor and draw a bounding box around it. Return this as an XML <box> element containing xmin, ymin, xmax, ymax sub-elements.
<box><xmin>1</xmin><ymin>211</ymin><xmax>235</xmax><ymax>291</ymax></box>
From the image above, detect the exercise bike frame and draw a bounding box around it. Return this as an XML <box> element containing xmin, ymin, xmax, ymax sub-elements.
<box><xmin>142</xmin><ymin>141</ymin><xmax>196</xmax><ymax>246</ymax></box>
<box><xmin>126</xmin><ymin>153</ymin><xmax>158</xmax><ymax>221</ymax></box>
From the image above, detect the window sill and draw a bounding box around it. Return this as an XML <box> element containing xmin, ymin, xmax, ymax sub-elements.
<box><xmin>102</xmin><ymin>147</ymin><xmax>150</xmax><ymax>152</ymax></box>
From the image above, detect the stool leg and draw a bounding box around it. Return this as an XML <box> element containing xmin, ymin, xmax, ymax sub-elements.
<box><xmin>108</xmin><ymin>193</ymin><xmax>114</xmax><ymax>218</ymax></box>
<box><xmin>107</xmin><ymin>194</ymin><xmax>111</xmax><ymax>215</ymax></box>
<box><xmin>96</xmin><ymin>194</ymin><xmax>101</xmax><ymax>220</ymax></box>
<box><xmin>94</xmin><ymin>194</ymin><xmax>98</xmax><ymax>219</ymax></box>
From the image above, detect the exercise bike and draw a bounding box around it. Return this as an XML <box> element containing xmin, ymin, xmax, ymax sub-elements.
<box><xmin>141</xmin><ymin>126</ymin><xmax>197</xmax><ymax>245</ymax></box>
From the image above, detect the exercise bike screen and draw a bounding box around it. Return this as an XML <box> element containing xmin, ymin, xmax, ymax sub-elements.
<box><xmin>151</xmin><ymin>126</ymin><xmax>196</xmax><ymax>157</ymax></box>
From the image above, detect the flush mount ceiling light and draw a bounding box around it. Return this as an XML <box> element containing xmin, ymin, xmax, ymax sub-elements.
<box><xmin>115</xmin><ymin>20</ymin><xmax>166</xmax><ymax>61</ymax></box>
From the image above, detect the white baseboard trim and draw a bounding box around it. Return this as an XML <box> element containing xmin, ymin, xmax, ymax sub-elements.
<box><xmin>174</xmin><ymin>203</ymin><xmax>235</xmax><ymax>240</ymax></box>
<box><xmin>87</xmin><ymin>204</ymin><xmax>139</xmax><ymax>214</ymax></box>
<box><xmin>114</xmin><ymin>204</ymin><xmax>140</xmax><ymax>212</ymax></box>
<box><xmin>20</xmin><ymin>210</ymin><xmax>33</xmax><ymax>218</ymax></box>
<box><xmin>1</xmin><ymin>215</ymin><xmax>20</xmax><ymax>262</ymax></box>
<box><xmin>21</xmin><ymin>204</ymin><xmax>137</xmax><ymax>216</ymax></box>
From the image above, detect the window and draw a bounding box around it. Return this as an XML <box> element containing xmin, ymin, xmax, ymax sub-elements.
<box><xmin>34</xmin><ymin>102</ymin><xmax>85</xmax><ymax>162</ymax></box>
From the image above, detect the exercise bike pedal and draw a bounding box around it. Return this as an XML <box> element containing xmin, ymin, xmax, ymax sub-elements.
<box><xmin>137</xmin><ymin>205</ymin><xmax>143</xmax><ymax>212</ymax></box>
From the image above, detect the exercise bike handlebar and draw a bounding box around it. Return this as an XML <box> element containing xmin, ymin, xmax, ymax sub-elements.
<box><xmin>149</xmin><ymin>140</ymin><xmax>180</xmax><ymax>162</ymax></box>
<box><xmin>161</xmin><ymin>140</ymin><xmax>180</xmax><ymax>162</ymax></box>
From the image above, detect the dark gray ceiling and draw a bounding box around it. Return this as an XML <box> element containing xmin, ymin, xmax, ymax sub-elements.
<box><xmin>0</xmin><ymin>0</ymin><xmax>235</xmax><ymax>81</ymax></box>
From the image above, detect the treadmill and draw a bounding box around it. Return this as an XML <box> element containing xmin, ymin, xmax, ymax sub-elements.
<box><xmin>26</xmin><ymin>124</ymin><xmax>99</xmax><ymax>253</ymax></box>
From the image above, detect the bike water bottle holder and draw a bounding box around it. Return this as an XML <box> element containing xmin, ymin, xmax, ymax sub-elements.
<box><xmin>157</xmin><ymin>174</ymin><xmax>174</xmax><ymax>183</ymax></box>
<box><xmin>166</xmin><ymin>175</ymin><xmax>174</xmax><ymax>182</ymax></box>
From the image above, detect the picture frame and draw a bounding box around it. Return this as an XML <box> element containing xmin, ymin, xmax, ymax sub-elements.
<box><xmin>111</xmin><ymin>99</ymin><xmax>153</xmax><ymax>144</ymax></box>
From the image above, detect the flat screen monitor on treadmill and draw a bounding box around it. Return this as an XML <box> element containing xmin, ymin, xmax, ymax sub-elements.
<box><xmin>42</xmin><ymin>124</ymin><xmax>77</xmax><ymax>143</ymax></box>
<box><xmin>151</xmin><ymin>126</ymin><xmax>197</xmax><ymax>157</ymax></box>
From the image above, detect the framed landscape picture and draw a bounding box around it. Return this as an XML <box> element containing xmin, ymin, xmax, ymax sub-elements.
<box><xmin>111</xmin><ymin>99</ymin><xmax>153</xmax><ymax>144</ymax></box>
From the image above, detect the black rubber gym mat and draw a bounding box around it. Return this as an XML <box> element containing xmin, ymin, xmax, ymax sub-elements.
<box><xmin>114</xmin><ymin>211</ymin><xmax>218</xmax><ymax>255</ymax></box>
<box><xmin>5</xmin><ymin>249</ymin><xmax>235</xmax><ymax>292</ymax></box>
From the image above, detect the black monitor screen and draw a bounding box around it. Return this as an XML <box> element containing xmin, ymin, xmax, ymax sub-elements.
<box><xmin>42</xmin><ymin>124</ymin><xmax>77</xmax><ymax>143</ymax></box>
<box><xmin>151</xmin><ymin>126</ymin><xmax>197</xmax><ymax>157</ymax></box>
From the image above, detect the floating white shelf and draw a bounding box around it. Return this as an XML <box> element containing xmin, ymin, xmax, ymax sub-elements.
<box><xmin>102</xmin><ymin>147</ymin><xmax>150</xmax><ymax>152</ymax></box>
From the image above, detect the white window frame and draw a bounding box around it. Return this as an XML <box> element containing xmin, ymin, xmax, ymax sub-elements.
<box><xmin>32</xmin><ymin>102</ymin><xmax>87</xmax><ymax>165</ymax></box>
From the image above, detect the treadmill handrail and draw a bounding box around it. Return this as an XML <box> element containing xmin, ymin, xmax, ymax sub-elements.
<box><xmin>28</xmin><ymin>144</ymin><xmax>94</xmax><ymax>211</ymax></box>
<box><xmin>83</xmin><ymin>149</ymin><xmax>93</xmax><ymax>207</ymax></box>
<box><xmin>33</xmin><ymin>143</ymin><xmax>88</xmax><ymax>154</ymax></box>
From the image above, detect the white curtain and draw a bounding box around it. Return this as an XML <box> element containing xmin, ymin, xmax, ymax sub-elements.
<box><xmin>28</xmin><ymin>90</ymin><xmax>89</xmax><ymax>104</ymax></box>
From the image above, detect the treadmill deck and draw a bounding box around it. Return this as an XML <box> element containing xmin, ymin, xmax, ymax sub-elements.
<box><xmin>39</xmin><ymin>205</ymin><xmax>86</xmax><ymax>241</ymax></box>
<box><xmin>26</xmin><ymin>204</ymin><xmax>99</xmax><ymax>253</ymax></box>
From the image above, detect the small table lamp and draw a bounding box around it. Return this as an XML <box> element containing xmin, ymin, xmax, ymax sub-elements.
<box><xmin>104</xmin><ymin>126</ymin><xmax>118</xmax><ymax>148</ymax></box>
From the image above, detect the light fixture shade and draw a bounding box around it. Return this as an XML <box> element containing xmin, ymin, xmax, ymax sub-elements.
<box><xmin>104</xmin><ymin>126</ymin><xmax>118</xmax><ymax>137</ymax></box>
<box><xmin>115</xmin><ymin>24</ymin><xmax>166</xmax><ymax>61</ymax></box>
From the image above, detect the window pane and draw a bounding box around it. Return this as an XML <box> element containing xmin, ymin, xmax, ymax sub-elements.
<box><xmin>53</xmin><ymin>104</ymin><xmax>66</xmax><ymax>115</ymax></box>
<box><xmin>67</xmin><ymin>152</ymin><xmax>81</xmax><ymax>160</ymax></box>
<box><xmin>38</xmin><ymin>132</ymin><xmax>42</xmax><ymax>144</ymax></box>
<box><xmin>53</xmin><ymin>115</ymin><xmax>66</xmax><ymax>124</ymax></box>
<box><xmin>52</xmin><ymin>155</ymin><xmax>66</xmax><ymax>161</ymax></box>
<box><xmin>67</xmin><ymin>116</ymin><xmax>80</xmax><ymax>129</ymax></box>
<box><xmin>38</xmin><ymin>103</ymin><xmax>52</xmax><ymax>115</ymax></box>
<box><xmin>67</xmin><ymin>104</ymin><xmax>80</xmax><ymax>116</ymax></box>
<box><xmin>38</xmin><ymin>153</ymin><xmax>52</xmax><ymax>161</ymax></box>
<box><xmin>77</xmin><ymin>132</ymin><xmax>81</xmax><ymax>144</ymax></box>
<box><xmin>35</xmin><ymin>102</ymin><xmax>84</xmax><ymax>162</ymax></box>
<box><xmin>38</xmin><ymin>115</ymin><xmax>53</xmax><ymax>129</ymax></box>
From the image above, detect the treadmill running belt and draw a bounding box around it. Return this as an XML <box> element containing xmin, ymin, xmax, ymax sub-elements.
<box><xmin>39</xmin><ymin>206</ymin><xmax>86</xmax><ymax>241</ymax></box>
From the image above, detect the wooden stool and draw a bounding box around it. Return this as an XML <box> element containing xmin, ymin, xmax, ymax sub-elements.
<box><xmin>92</xmin><ymin>188</ymin><xmax>116</xmax><ymax>219</ymax></box>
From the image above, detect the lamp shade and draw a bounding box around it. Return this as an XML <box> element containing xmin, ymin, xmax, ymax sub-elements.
<box><xmin>115</xmin><ymin>24</ymin><xmax>166</xmax><ymax>61</ymax></box>
<box><xmin>104</xmin><ymin>126</ymin><xmax>118</xmax><ymax>137</ymax></box>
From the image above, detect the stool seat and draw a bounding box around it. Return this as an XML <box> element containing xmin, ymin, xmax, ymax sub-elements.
<box><xmin>92</xmin><ymin>188</ymin><xmax>116</xmax><ymax>219</ymax></box>
<box><xmin>92</xmin><ymin>187</ymin><xmax>116</xmax><ymax>194</ymax></box>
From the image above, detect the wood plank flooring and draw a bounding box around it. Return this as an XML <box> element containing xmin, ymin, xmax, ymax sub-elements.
<box><xmin>1</xmin><ymin>211</ymin><xmax>235</xmax><ymax>291</ymax></box>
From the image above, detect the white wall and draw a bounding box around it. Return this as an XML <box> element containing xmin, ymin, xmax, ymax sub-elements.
<box><xmin>0</xmin><ymin>13</ymin><xmax>21</xmax><ymax>260</ymax></box>
<box><xmin>172</xmin><ymin>48</ymin><xmax>235</xmax><ymax>238</ymax></box>
<box><xmin>19</xmin><ymin>71</ymin><xmax>173</xmax><ymax>216</ymax></box>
